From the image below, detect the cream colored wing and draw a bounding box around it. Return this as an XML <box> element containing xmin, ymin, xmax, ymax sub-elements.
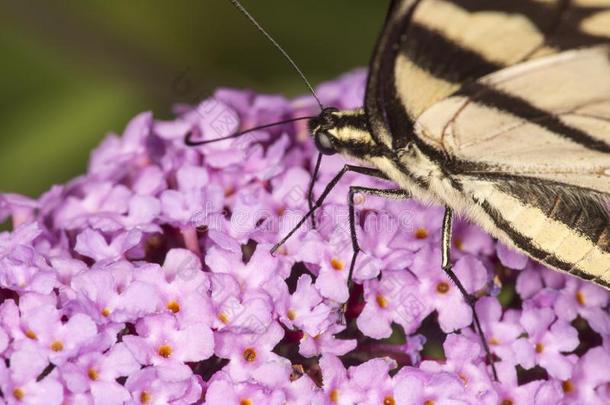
<box><xmin>415</xmin><ymin>45</ymin><xmax>610</xmax><ymax>194</ymax></box>
<box><xmin>454</xmin><ymin>174</ymin><xmax>610</xmax><ymax>287</ymax></box>
<box><xmin>365</xmin><ymin>0</ymin><xmax>610</xmax><ymax>150</ymax></box>
<box><xmin>413</xmin><ymin>45</ymin><xmax>610</xmax><ymax>287</ymax></box>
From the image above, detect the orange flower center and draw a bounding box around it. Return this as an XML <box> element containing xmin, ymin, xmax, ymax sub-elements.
<box><xmin>331</xmin><ymin>258</ymin><xmax>344</xmax><ymax>271</ymax></box>
<box><xmin>287</xmin><ymin>309</ymin><xmax>297</xmax><ymax>321</ymax></box>
<box><xmin>330</xmin><ymin>389</ymin><xmax>340</xmax><ymax>403</ymax></box>
<box><xmin>140</xmin><ymin>391</ymin><xmax>152</xmax><ymax>403</ymax></box>
<box><xmin>166</xmin><ymin>300</ymin><xmax>181</xmax><ymax>313</ymax></box>
<box><xmin>562</xmin><ymin>380</ymin><xmax>574</xmax><ymax>393</ymax></box>
<box><xmin>384</xmin><ymin>396</ymin><xmax>396</xmax><ymax>405</ymax></box>
<box><xmin>13</xmin><ymin>388</ymin><xmax>25</xmax><ymax>400</ymax></box>
<box><xmin>88</xmin><ymin>368</ymin><xmax>98</xmax><ymax>381</ymax></box>
<box><xmin>376</xmin><ymin>294</ymin><xmax>389</xmax><ymax>309</ymax></box>
<box><xmin>436</xmin><ymin>282</ymin><xmax>450</xmax><ymax>294</ymax></box>
<box><xmin>535</xmin><ymin>343</ymin><xmax>544</xmax><ymax>354</ymax></box>
<box><xmin>24</xmin><ymin>329</ymin><xmax>37</xmax><ymax>340</ymax></box>
<box><xmin>243</xmin><ymin>348</ymin><xmax>257</xmax><ymax>362</ymax></box>
<box><xmin>415</xmin><ymin>228</ymin><xmax>428</xmax><ymax>239</ymax></box>
<box><xmin>575</xmin><ymin>291</ymin><xmax>586</xmax><ymax>306</ymax></box>
<box><xmin>50</xmin><ymin>341</ymin><xmax>64</xmax><ymax>352</ymax></box>
<box><xmin>158</xmin><ymin>344</ymin><xmax>172</xmax><ymax>358</ymax></box>
<box><xmin>217</xmin><ymin>312</ymin><xmax>230</xmax><ymax>324</ymax></box>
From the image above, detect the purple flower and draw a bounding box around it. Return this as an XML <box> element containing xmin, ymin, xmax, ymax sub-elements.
<box><xmin>69</xmin><ymin>261</ymin><xmax>162</xmax><ymax>324</ymax></box>
<box><xmin>89</xmin><ymin>112</ymin><xmax>153</xmax><ymax>180</ymax></box>
<box><xmin>393</xmin><ymin>200</ymin><xmax>444</xmax><ymax>251</ymax></box>
<box><xmin>299</xmin><ymin>323</ymin><xmax>357</xmax><ymax>358</ymax></box>
<box><xmin>512</xmin><ymin>307</ymin><xmax>579</xmax><ymax>380</ymax></box>
<box><xmin>206</xmin><ymin>243</ymin><xmax>283</xmax><ymax>293</ymax></box>
<box><xmin>450</xmin><ymin>220</ymin><xmax>494</xmax><ymax>258</ymax></box>
<box><xmin>125</xmin><ymin>366</ymin><xmax>203</xmax><ymax>405</ymax></box>
<box><xmin>493</xmin><ymin>361</ymin><xmax>564</xmax><ymax>405</ymax></box>
<box><xmin>496</xmin><ymin>242</ymin><xmax>529</xmax><ymax>270</ymax></box>
<box><xmin>0</xmin><ymin>223</ymin><xmax>57</xmax><ymax>294</ymax></box>
<box><xmin>411</xmin><ymin>247</ymin><xmax>488</xmax><ymax>332</ymax></box>
<box><xmin>561</xmin><ymin>346</ymin><xmax>610</xmax><ymax>403</ymax></box>
<box><xmin>134</xmin><ymin>248</ymin><xmax>213</xmax><ymax>326</ymax></box>
<box><xmin>279</xmin><ymin>274</ymin><xmax>333</xmax><ymax>336</ymax></box>
<box><xmin>60</xmin><ymin>342</ymin><xmax>139</xmax><ymax>403</ymax></box>
<box><xmin>209</xmin><ymin>278</ymin><xmax>274</xmax><ymax>334</ymax></box>
<box><xmin>392</xmin><ymin>367</ymin><xmax>468</xmax><ymax>404</ymax></box>
<box><xmin>516</xmin><ymin>262</ymin><xmax>566</xmax><ymax>300</ymax></box>
<box><xmin>74</xmin><ymin>228</ymin><xmax>143</xmax><ymax>262</ymax></box>
<box><xmin>347</xmin><ymin>357</ymin><xmax>398</xmax><ymax>404</ymax></box>
<box><xmin>357</xmin><ymin>269</ymin><xmax>428</xmax><ymax>338</ymax></box>
<box><xmin>474</xmin><ymin>296</ymin><xmax>523</xmax><ymax>363</ymax></box>
<box><xmin>0</xmin><ymin>346</ymin><xmax>64</xmax><ymax>405</ymax></box>
<box><xmin>554</xmin><ymin>278</ymin><xmax>609</xmax><ymax>335</ymax></box>
<box><xmin>0</xmin><ymin>68</ymin><xmax>606</xmax><ymax>404</ymax></box>
<box><xmin>0</xmin><ymin>193</ymin><xmax>38</xmax><ymax>228</ymax></box>
<box><xmin>160</xmin><ymin>165</ymin><xmax>223</xmax><ymax>227</ymax></box>
<box><xmin>1</xmin><ymin>294</ymin><xmax>97</xmax><ymax>366</ymax></box>
<box><xmin>214</xmin><ymin>321</ymin><xmax>288</xmax><ymax>384</ymax></box>
<box><xmin>205</xmin><ymin>371</ymin><xmax>286</xmax><ymax>405</ymax></box>
<box><xmin>421</xmin><ymin>334</ymin><xmax>494</xmax><ymax>400</ymax></box>
<box><xmin>123</xmin><ymin>314</ymin><xmax>214</xmax><ymax>381</ymax></box>
<box><xmin>309</xmin><ymin>236</ymin><xmax>354</xmax><ymax>304</ymax></box>
<box><xmin>318</xmin><ymin>354</ymin><xmax>366</xmax><ymax>404</ymax></box>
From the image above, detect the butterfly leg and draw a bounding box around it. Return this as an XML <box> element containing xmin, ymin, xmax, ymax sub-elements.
<box><xmin>329</xmin><ymin>185</ymin><xmax>411</xmax><ymax>324</ymax></box>
<box><xmin>440</xmin><ymin>207</ymin><xmax>498</xmax><ymax>381</ymax></box>
<box><xmin>307</xmin><ymin>152</ymin><xmax>323</xmax><ymax>228</ymax></box>
<box><xmin>346</xmin><ymin>186</ymin><xmax>411</xmax><ymax>288</ymax></box>
<box><xmin>271</xmin><ymin>164</ymin><xmax>389</xmax><ymax>254</ymax></box>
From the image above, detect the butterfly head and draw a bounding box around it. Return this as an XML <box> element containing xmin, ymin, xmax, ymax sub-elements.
<box><xmin>309</xmin><ymin>107</ymin><xmax>376</xmax><ymax>159</ymax></box>
<box><xmin>309</xmin><ymin>107</ymin><xmax>341</xmax><ymax>156</ymax></box>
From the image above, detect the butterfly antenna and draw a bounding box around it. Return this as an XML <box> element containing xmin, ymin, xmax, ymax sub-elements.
<box><xmin>184</xmin><ymin>115</ymin><xmax>316</xmax><ymax>146</ymax></box>
<box><xmin>228</xmin><ymin>0</ymin><xmax>324</xmax><ymax>110</ymax></box>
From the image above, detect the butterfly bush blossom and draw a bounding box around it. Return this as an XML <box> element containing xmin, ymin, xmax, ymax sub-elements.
<box><xmin>0</xmin><ymin>70</ymin><xmax>608</xmax><ymax>405</ymax></box>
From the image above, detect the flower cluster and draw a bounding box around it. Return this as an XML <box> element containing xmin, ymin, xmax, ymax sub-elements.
<box><xmin>0</xmin><ymin>70</ymin><xmax>608</xmax><ymax>404</ymax></box>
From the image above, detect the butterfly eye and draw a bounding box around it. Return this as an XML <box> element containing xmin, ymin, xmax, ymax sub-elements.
<box><xmin>314</xmin><ymin>131</ymin><xmax>336</xmax><ymax>155</ymax></box>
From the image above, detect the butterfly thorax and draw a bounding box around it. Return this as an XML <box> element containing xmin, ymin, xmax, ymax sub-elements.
<box><xmin>310</xmin><ymin>108</ymin><xmax>452</xmax><ymax>205</ymax></box>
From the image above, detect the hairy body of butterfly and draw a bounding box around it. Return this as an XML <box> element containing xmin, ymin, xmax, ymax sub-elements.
<box><xmin>308</xmin><ymin>0</ymin><xmax>610</xmax><ymax>289</ymax></box>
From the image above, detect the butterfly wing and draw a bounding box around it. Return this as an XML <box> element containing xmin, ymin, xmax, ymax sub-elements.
<box><xmin>414</xmin><ymin>45</ymin><xmax>610</xmax><ymax>287</ymax></box>
<box><xmin>365</xmin><ymin>0</ymin><xmax>610</xmax><ymax>150</ymax></box>
<box><xmin>416</xmin><ymin>45</ymin><xmax>610</xmax><ymax>193</ymax></box>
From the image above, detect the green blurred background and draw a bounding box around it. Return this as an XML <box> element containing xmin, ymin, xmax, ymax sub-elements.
<box><xmin>0</xmin><ymin>1</ymin><xmax>386</xmax><ymax>197</ymax></box>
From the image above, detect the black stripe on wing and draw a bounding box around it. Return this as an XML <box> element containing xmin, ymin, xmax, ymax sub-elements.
<box><xmin>402</xmin><ymin>23</ymin><xmax>503</xmax><ymax>83</ymax></box>
<box><xmin>495</xmin><ymin>176</ymin><xmax>610</xmax><ymax>250</ymax></box>
<box><xmin>456</xmin><ymin>82</ymin><xmax>610</xmax><ymax>153</ymax></box>
<box><xmin>472</xmin><ymin>173</ymin><xmax>610</xmax><ymax>286</ymax></box>
<box><xmin>365</xmin><ymin>0</ymin><xmax>610</xmax><ymax>152</ymax></box>
<box><xmin>479</xmin><ymin>200</ymin><xmax>608</xmax><ymax>286</ymax></box>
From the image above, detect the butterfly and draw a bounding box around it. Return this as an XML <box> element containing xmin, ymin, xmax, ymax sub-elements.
<box><xmin>188</xmin><ymin>0</ymin><xmax>610</xmax><ymax>378</ymax></box>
